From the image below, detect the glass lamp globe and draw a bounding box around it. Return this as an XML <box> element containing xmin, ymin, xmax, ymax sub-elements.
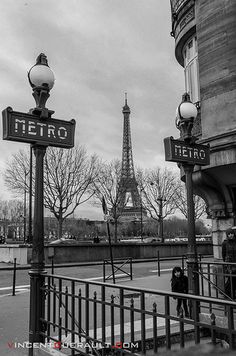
<box><xmin>178</xmin><ymin>101</ymin><xmax>198</xmax><ymax>119</ymax></box>
<box><xmin>28</xmin><ymin>63</ymin><xmax>55</xmax><ymax>90</ymax></box>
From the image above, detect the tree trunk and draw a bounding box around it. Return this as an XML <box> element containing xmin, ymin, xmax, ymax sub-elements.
<box><xmin>114</xmin><ymin>218</ymin><xmax>118</xmax><ymax>243</ymax></box>
<box><xmin>58</xmin><ymin>210</ymin><xmax>63</xmax><ymax>239</ymax></box>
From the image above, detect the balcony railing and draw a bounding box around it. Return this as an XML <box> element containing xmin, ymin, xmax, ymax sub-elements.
<box><xmin>41</xmin><ymin>273</ymin><xmax>236</xmax><ymax>355</ymax></box>
<box><xmin>170</xmin><ymin>0</ymin><xmax>190</xmax><ymax>15</ymax></box>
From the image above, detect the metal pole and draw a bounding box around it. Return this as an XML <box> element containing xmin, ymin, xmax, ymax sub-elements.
<box><xmin>130</xmin><ymin>258</ymin><xmax>133</xmax><ymax>280</ymax></box>
<box><xmin>159</xmin><ymin>198</ymin><xmax>164</xmax><ymax>243</ymax></box>
<box><xmin>106</xmin><ymin>221</ymin><xmax>115</xmax><ymax>284</ymax></box>
<box><xmin>12</xmin><ymin>257</ymin><xmax>17</xmax><ymax>296</ymax></box>
<box><xmin>51</xmin><ymin>256</ymin><xmax>54</xmax><ymax>274</ymax></box>
<box><xmin>28</xmin><ymin>144</ymin><xmax>33</xmax><ymax>244</ymax></box>
<box><xmin>182</xmin><ymin>255</ymin><xmax>185</xmax><ymax>272</ymax></box>
<box><xmin>24</xmin><ymin>172</ymin><xmax>27</xmax><ymax>244</ymax></box>
<box><xmin>29</xmin><ymin>145</ymin><xmax>47</xmax><ymax>353</ymax></box>
<box><xmin>140</xmin><ymin>199</ymin><xmax>143</xmax><ymax>242</ymax></box>
<box><xmin>103</xmin><ymin>260</ymin><xmax>106</xmax><ymax>283</ymax></box>
<box><xmin>183</xmin><ymin>164</ymin><xmax>199</xmax><ymax>296</ymax></box>
<box><xmin>157</xmin><ymin>250</ymin><xmax>160</xmax><ymax>276</ymax></box>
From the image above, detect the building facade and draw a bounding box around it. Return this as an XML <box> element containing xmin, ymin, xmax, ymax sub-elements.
<box><xmin>170</xmin><ymin>0</ymin><xmax>236</xmax><ymax>258</ymax></box>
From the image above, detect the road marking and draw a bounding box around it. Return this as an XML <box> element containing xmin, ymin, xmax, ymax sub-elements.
<box><xmin>84</xmin><ymin>273</ymin><xmax>127</xmax><ymax>281</ymax></box>
<box><xmin>0</xmin><ymin>290</ymin><xmax>29</xmax><ymax>298</ymax></box>
<box><xmin>150</xmin><ymin>268</ymin><xmax>172</xmax><ymax>273</ymax></box>
<box><xmin>0</xmin><ymin>274</ymin><xmax>127</xmax><ymax>293</ymax></box>
<box><xmin>0</xmin><ymin>284</ymin><xmax>30</xmax><ymax>291</ymax></box>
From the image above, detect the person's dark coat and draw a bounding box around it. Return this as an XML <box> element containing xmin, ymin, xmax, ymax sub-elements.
<box><xmin>171</xmin><ymin>266</ymin><xmax>188</xmax><ymax>295</ymax></box>
<box><xmin>222</xmin><ymin>238</ymin><xmax>236</xmax><ymax>263</ymax></box>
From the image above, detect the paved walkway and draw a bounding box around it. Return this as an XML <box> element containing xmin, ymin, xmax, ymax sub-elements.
<box><xmin>0</xmin><ymin>291</ymin><xmax>29</xmax><ymax>355</ymax></box>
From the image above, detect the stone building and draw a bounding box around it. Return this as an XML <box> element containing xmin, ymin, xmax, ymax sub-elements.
<box><xmin>169</xmin><ymin>0</ymin><xmax>236</xmax><ymax>258</ymax></box>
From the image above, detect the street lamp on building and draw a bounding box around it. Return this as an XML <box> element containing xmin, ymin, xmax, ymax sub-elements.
<box><xmin>176</xmin><ymin>93</ymin><xmax>199</xmax><ymax>296</ymax></box>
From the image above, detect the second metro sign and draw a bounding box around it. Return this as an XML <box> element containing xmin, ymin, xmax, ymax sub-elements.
<box><xmin>164</xmin><ymin>136</ymin><xmax>210</xmax><ymax>166</ymax></box>
<box><xmin>2</xmin><ymin>107</ymin><xmax>76</xmax><ymax>148</ymax></box>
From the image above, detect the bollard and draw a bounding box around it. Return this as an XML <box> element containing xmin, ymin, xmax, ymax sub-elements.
<box><xmin>130</xmin><ymin>258</ymin><xmax>133</xmax><ymax>280</ymax></box>
<box><xmin>51</xmin><ymin>256</ymin><xmax>54</xmax><ymax>286</ymax></box>
<box><xmin>157</xmin><ymin>250</ymin><xmax>160</xmax><ymax>276</ymax></box>
<box><xmin>12</xmin><ymin>258</ymin><xmax>17</xmax><ymax>296</ymax></box>
<box><xmin>103</xmin><ymin>260</ymin><xmax>106</xmax><ymax>282</ymax></box>
<box><xmin>182</xmin><ymin>255</ymin><xmax>185</xmax><ymax>272</ymax></box>
<box><xmin>210</xmin><ymin>313</ymin><xmax>216</xmax><ymax>345</ymax></box>
<box><xmin>51</xmin><ymin>256</ymin><xmax>54</xmax><ymax>274</ymax></box>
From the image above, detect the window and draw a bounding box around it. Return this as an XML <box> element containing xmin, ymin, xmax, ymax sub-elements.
<box><xmin>183</xmin><ymin>36</ymin><xmax>200</xmax><ymax>103</ymax></box>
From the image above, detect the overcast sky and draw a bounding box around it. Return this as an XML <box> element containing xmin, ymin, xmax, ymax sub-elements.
<box><xmin>0</xmin><ymin>0</ymin><xmax>184</xmax><ymax>219</ymax></box>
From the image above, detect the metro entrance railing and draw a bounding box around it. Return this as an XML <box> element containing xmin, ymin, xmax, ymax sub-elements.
<box><xmin>40</xmin><ymin>273</ymin><xmax>236</xmax><ymax>355</ymax></box>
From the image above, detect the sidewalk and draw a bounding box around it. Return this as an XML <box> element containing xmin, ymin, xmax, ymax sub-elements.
<box><xmin>0</xmin><ymin>291</ymin><xmax>29</xmax><ymax>356</ymax></box>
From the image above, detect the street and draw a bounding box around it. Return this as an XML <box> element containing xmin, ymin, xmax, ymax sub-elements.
<box><xmin>0</xmin><ymin>259</ymin><xmax>183</xmax><ymax>296</ymax></box>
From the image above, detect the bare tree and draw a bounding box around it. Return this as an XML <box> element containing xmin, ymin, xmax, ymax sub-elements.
<box><xmin>4</xmin><ymin>146</ymin><xmax>98</xmax><ymax>238</ymax></box>
<box><xmin>44</xmin><ymin>147</ymin><xmax>98</xmax><ymax>238</ymax></box>
<box><xmin>92</xmin><ymin>159</ymin><xmax>124</xmax><ymax>243</ymax></box>
<box><xmin>0</xmin><ymin>199</ymin><xmax>24</xmax><ymax>238</ymax></box>
<box><xmin>175</xmin><ymin>183</ymin><xmax>207</xmax><ymax>220</ymax></box>
<box><xmin>137</xmin><ymin>167</ymin><xmax>181</xmax><ymax>221</ymax></box>
<box><xmin>4</xmin><ymin>150</ymin><xmax>30</xmax><ymax>196</ymax></box>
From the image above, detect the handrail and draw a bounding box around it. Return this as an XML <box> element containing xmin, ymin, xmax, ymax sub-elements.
<box><xmin>196</xmin><ymin>268</ymin><xmax>233</xmax><ymax>301</ymax></box>
<box><xmin>197</xmin><ymin>261</ymin><xmax>236</xmax><ymax>301</ymax></box>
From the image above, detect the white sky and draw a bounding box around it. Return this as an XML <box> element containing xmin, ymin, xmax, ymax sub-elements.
<box><xmin>0</xmin><ymin>0</ymin><xmax>184</xmax><ymax>219</ymax></box>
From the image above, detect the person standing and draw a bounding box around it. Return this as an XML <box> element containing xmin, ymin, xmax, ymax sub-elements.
<box><xmin>222</xmin><ymin>228</ymin><xmax>236</xmax><ymax>299</ymax></box>
<box><xmin>171</xmin><ymin>266</ymin><xmax>189</xmax><ymax>317</ymax></box>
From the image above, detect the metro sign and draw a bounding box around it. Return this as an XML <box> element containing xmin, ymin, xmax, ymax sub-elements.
<box><xmin>164</xmin><ymin>136</ymin><xmax>210</xmax><ymax>166</ymax></box>
<box><xmin>2</xmin><ymin>107</ymin><xmax>75</xmax><ymax>148</ymax></box>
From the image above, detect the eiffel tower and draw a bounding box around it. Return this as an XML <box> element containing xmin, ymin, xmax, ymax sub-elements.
<box><xmin>118</xmin><ymin>95</ymin><xmax>147</xmax><ymax>222</ymax></box>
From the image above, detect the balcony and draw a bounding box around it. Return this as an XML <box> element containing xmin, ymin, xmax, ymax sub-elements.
<box><xmin>170</xmin><ymin>0</ymin><xmax>190</xmax><ymax>15</ymax></box>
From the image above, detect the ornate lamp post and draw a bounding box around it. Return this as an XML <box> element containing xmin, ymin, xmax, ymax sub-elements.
<box><xmin>176</xmin><ymin>93</ymin><xmax>199</xmax><ymax>296</ymax></box>
<box><xmin>2</xmin><ymin>54</ymin><xmax>75</xmax><ymax>354</ymax></box>
<box><xmin>28</xmin><ymin>54</ymin><xmax>55</xmax><ymax>350</ymax></box>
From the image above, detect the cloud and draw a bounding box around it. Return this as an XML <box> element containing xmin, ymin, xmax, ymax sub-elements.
<box><xmin>0</xmin><ymin>0</ymin><xmax>185</xmax><ymax>217</ymax></box>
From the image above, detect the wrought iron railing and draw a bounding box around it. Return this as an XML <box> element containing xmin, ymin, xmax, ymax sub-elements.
<box><xmin>170</xmin><ymin>0</ymin><xmax>190</xmax><ymax>15</ymax></box>
<box><xmin>41</xmin><ymin>273</ymin><xmax>236</xmax><ymax>355</ymax></box>
<box><xmin>197</xmin><ymin>261</ymin><xmax>236</xmax><ymax>301</ymax></box>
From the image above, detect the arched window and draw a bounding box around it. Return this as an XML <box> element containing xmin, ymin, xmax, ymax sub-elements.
<box><xmin>183</xmin><ymin>36</ymin><xmax>200</xmax><ymax>104</ymax></box>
